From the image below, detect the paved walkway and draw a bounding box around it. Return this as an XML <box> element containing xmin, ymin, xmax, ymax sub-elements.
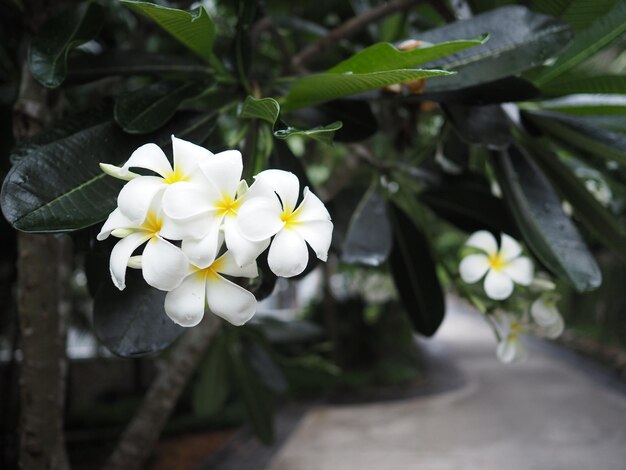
<box><xmin>268</xmin><ymin>299</ymin><xmax>626</xmax><ymax>470</ymax></box>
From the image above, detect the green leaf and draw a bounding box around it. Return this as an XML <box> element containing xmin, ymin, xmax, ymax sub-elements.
<box><xmin>239</xmin><ymin>96</ymin><xmax>280</xmax><ymax>126</ymax></box>
<box><xmin>530</xmin><ymin>0</ymin><xmax>572</xmax><ymax>17</ymax></box>
<box><xmin>524</xmin><ymin>111</ymin><xmax>626</xmax><ymax>166</ymax></box>
<box><xmin>540</xmin><ymin>74</ymin><xmax>626</xmax><ymax>96</ymax></box>
<box><xmin>561</xmin><ymin>0</ymin><xmax>619</xmax><ymax>31</ymax></box>
<box><xmin>328</xmin><ymin>34</ymin><xmax>489</xmax><ymax>74</ymax></box>
<box><xmin>1</xmin><ymin>112</ymin><xmax>216</xmax><ymax>233</ymax></box>
<box><xmin>388</xmin><ymin>203</ymin><xmax>445</xmax><ymax>337</ymax></box>
<box><xmin>492</xmin><ymin>144</ymin><xmax>601</xmax><ymax>292</ymax></box>
<box><xmin>532</xmin><ymin>94</ymin><xmax>626</xmax><ymax>115</ymax></box>
<box><xmin>114</xmin><ymin>80</ymin><xmax>210</xmax><ymax>133</ymax></box>
<box><xmin>341</xmin><ymin>187</ymin><xmax>392</xmax><ymax>266</ymax></box>
<box><xmin>67</xmin><ymin>51</ymin><xmax>212</xmax><ymax>82</ymax></box>
<box><xmin>93</xmin><ymin>270</ymin><xmax>183</xmax><ymax>357</ymax></box>
<box><xmin>416</xmin><ymin>6</ymin><xmax>572</xmax><ymax>91</ymax></box>
<box><xmin>274</xmin><ymin>121</ymin><xmax>343</xmax><ymax>146</ymax></box>
<box><xmin>192</xmin><ymin>334</ymin><xmax>231</xmax><ymax>417</ymax></box>
<box><xmin>284</xmin><ymin>69</ymin><xmax>453</xmax><ymax>110</ymax></box>
<box><xmin>121</xmin><ymin>0</ymin><xmax>216</xmax><ymax>63</ymax></box>
<box><xmin>520</xmin><ymin>134</ymin><xmax>626</xmax><ymax>261</ymax></box>
<box><xmin>424</xmin><ymin>76</ymin><xmax>539</xmax><ymax>105</ymax></box>
<box><xmin>442</xmin><ymin>104</ymin><xmax>511</xmax><ymax>149</ymax></box>
<box><xmin>29</xmin><ymin>1</ymin><xmax>104</xmax><ymax>88</ymax></box>
<box><xmin>534</xmin><ymin>1</ymin><xmax>626</xmax><ymax>85</ymax></box>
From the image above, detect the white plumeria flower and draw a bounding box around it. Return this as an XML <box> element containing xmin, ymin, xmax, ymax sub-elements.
<box><xmin>495</xmin><ymin>314</ymin><xmax>528</xmax><ymax>363</ymax></box>
<box><xmin>98</xmin><ymin>196</ymin><xmax>188</xmax><ymax>292</ymax></box>
<box><xmin>162</xmin><ymin>149</ymin><xmax>272</xmax><ymax>268</ymax></box>
<box><xmin>459</xmin><ymin>231</ymin><xmax>534</xmax><ymax>300</ymax></box>
<box><xmin>164</xmin><ymin>248</ymin><xmax>258</xmax><ymax>327</ymax></box>
<box><xmin>530</xmin><ymin>296</ymin><xmax>564</xmax><ymax>339</ymax></box>
<box><xmin>237</xmin><ymin>169</ymin><xmax>333</xmax><ymax>278</ymax></box>
<box><xmin>101</xmin><ymin>135</ymin><xmax>210</xmax><ymax>225</ymax></box>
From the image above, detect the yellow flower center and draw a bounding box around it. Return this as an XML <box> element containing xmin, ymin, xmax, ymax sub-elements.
<box><xmin>510</xmin><ymin>322</ymin><xmax>524</xmax><ymax>335</ymax></box>
<box><xmin>163</xmin><ymin>167</ymin><xmax>188</xmax><ymax>184</ymax></box>
<box><xmin>280</xmin><ymin>208</ymin><xmax>301</xmax><ymax>229</ymax></box>
<box><xmin>488</xmin><ymin>252</ymin><xmax>506</xmax><ymax>271</ymax></box>
<box><xmin>194</xmin><ymin>256</ymin><xmax>224</xmax><ymax>282</ymax></box>
<box><xmin>141</xmin><ymin>210</ymin><xmax>163</xmax><ymax>236</ymax></box>
<box><xmin>215</xmin><ymin>195</ymin><xmax>242</xmax><ymax>218</ymax></box>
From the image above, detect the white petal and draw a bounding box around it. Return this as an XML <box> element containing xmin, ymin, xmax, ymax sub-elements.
<box><xmin>109</xmin><ymin>232</ymin><xmax>151</xmax><ymax>290</ymax></box>
<box><xmin>205</xmin><ymin>274</ymin><xmax>257</xmax><ymax>326</ymax></box>
<box><xmin>162</xmin><ymin>181</ymin><xmax>217</xmax><ymax>220</ymax></box>
<box><xmin>254</xmin><ymin>169</ymin><xmax>300</xmax><ymax>211</ymax></box>
<box><xmin>98</xmin><ymin>208</ymin><xmax>136</xmax><ymax>241</ymax></box>
<box><xmin>164</xmin><ymin>273</ymin><xmax>206</xmax><ymax>327</ymax></box>
<box><xmin>224</xmin><ymin>217</ymin><xmax>270</xmax><ymax>267</ymax></box>
<box><xmin>483</xmin><ymin>269</ymin><xmax>514</xmax><ymax>300</ymax></box>
<box><xmin>141</xmin><ymin>237</ymin><xmax>190</xmax><ymax>291</ymax></box>
<box><xmin>199</xmin><ymin>150</ymin><xmax>243</xmax><ymax>197</ymax></box>
<box><xmin>500</xmin><ymin>233</ymin><xmax>522</xmax><ymax>261</ymax></box>
<box><xmin>214</xmin><ymin>250</ymin><xmax>258</xmax><ymax>278</ymax></box>
<box><xmin>542</xmin><ymin>316</ymin><xmax>565</xmax><ymax>339</ymax></box>
<box><xmin>295</xmin><ymin>187</ymin><xmax>331</xmax><ymax>222</ymax></box>
<box><xmin>530</xmin><ymin>298</ymin><xmax>561</xmax><ymax>327</ymax></box>
<box><xmin>459</xmin><ymin>254</ymin><xmax>490</xmax><ymax>284</ymax></box>
<box><xmin>237</xmin><ymin>196</ymin><xmax>285</xmax><ymax>242</ymax></box>
<box><xmin>117</xmin><ymin>176</ymin><xmax>166</xmax><ymax>224</ymax></box>
<box><xmin>245</xmin><ymin>177</ymin><xmax>277</xmax><ymax>200</ymax></box>
<box><xmin>465</xmin><ymin>230</ymin><xmax>498</xmax><ymax>255</ymax></box>
<box><xmin>293</xmin><ymin>219</ymin><xmax>333</xmax><ymax>262</ymax></box>
<box><xmin>503</xmin><ymin>256</ymin><xmax>534</xmax><ymax>286</ymax></box>
<box><xmin>120</xmin><ymin>143</ymin><xmax>172</xmax><ymax>178</ymax></box>
<box><xmin>268</xmin><ymin>229</ymin><xmax>309</xmax><ymax>278</ymax></box>
<box><xmin>172</xmin><ymin>135</ymin><xmax>212</xmax><ymax>179</ymax></box>
<box><xmin>181</xmin><ymin>219</ymin><xmax>222</xmax><ymax>268</ymax></box>
<box><xmin>100</xmin><ymin>163</ymin><xmax>139</xmax><ymax>181</ymax></box>
<box><xmin>496</xmin><ymin>335</ymin><xmax>528</xmax><ymax>363</ymax></box>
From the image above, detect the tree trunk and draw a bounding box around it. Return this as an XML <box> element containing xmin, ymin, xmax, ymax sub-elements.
<box><xmin>104</xmin><ymin>315</ymin><xmax>221</xmax><ymax>470</ymax></box>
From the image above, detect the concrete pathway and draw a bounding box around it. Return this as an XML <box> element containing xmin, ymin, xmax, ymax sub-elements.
<box><xmin>268</xmin><ymin>299</ymin><xmax>626</xmax><ymax>470</ymax></box>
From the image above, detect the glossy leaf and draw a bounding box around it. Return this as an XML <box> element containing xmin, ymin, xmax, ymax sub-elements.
<box><xmin>274</xmin><ymin>121</ymin><xmax>343</xmax><ymax>146</ymax></box>
<box><xmin>192</xmin><ymin>333</ymin><xmax>231</xmax><ymax>417</ymax></box>
<box><xmin>539</xmin><ymin>74</ymin><xmax>626</xmax><ymax>96</ymax></box>
<box><xmin>240</xmin><ymin>96</ymin><xmax>280</xmax><ymax>126</ymax></box>
<box><xmin>533</xmin><ymin>94</ymin><xmax>626</xmax><ymax>115</ymax></box>
<box><xmin>424</xmin><ymin>76</ymin><xmax>539</xmax><ymax>105</ymax></box>
<box><xmin>534</xmin><ymin>0</ymin><xmax>626</xmax><ymax>85</ymax></box>
<box><xmin>328</xmin><ymin>34</ymin><xmax>488</xmax><ymax>74</ymax></box>
<box><xmin>114</xmin><ymin>80</ymin><xmax>209</xmax><ymax>133</ymax></box>
<box><xmin>121</xmin><ymin>0</ymin><xmax>216</xmax><ymax>63</ymax></box>
<box><xmin>93</xmin><ymin>270</ymin><xmax>183</xmax><ymax>357</ymax></box>
<box><xmin>492</xmin><ymin>145</ymin><xmax>601</xmax><ymax>292</ymax></box>
<box><xmin>521</xmin><ymin>134</ymin><xmax>626</xmax><ymax>261</ymax></box>
<box><xmin>284</xmin><ymin>68</ymin><xmax>454</xmax><ymax>110</ymax></box>
<box><xmin>1</xmin><ymin>112</ymin><xmax>216</xmax><ymax>233</ymax></box>
<box><xmin>29</xmin><ymin>2</ymin><xmax>104</xmax><ymax>88</ymax></box>
<box><xmin>561</xmin><ymin>0</ymin><xmax>620</xmax><ymax>31</ymax></box>
<box><xmin>417</xmin><ymin>6</ymin><xmax>572</xmax><ymax>91</ymax></box>
<box><xmin>388</xmin><ymin>203</ymin><xmax>445</xmax><ymax>337</ymax></box>
<box><xmin>442</xmin><ymin>103</ymin><xmax>511</xmax><ymax>149</ymax></box>
<box><xmin>341</xmin><ymin>187</ymin><xmax>392</xmax><ymax>266</ymax></box>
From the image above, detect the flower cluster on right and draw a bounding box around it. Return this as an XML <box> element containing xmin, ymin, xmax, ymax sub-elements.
<box><xmin>459</xmin><ymin>230</ymin><xmax>564</xmax><ymax>363</ymax></box>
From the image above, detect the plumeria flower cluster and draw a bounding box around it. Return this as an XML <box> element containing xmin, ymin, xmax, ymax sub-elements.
<box><xmin>98</xmin><ymin>136</ymin><xmax>333</xmax><ymax>327</ymax></box>
<box><xmin>458</xmin><ymin>230</ymin><xmax>565</xmax><ymax>363</ymax></box>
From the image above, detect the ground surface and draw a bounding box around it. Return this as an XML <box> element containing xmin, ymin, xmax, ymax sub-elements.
<box><xmin>265</xmin><ymin>298</ymin><xmax>626</xmax><ymax>470</ymax></box>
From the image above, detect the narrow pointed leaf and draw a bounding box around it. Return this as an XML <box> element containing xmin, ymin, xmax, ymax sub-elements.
<box><xmin>492</xmin><ymin>145</ymin><xmax>601</xmax><ymax>292</ymax></box>
<box><xmin>274</xmin><ymin>121</ymin><xmax>343</xmax><ymax>146</ymax></box>
<box><xmin>240</xmin><ymin>96</ymin><xmax>280</xmax><ymax>126</ymax></box>
<box><xmin>540</xmin><ymin>75</ymin><xmax>626</xmax><ymax>96</ymax></box>
<box><xmin>533</xmin><ymin>94</ymin><xmax>626</xmax><ymax>115</ymax></box>
<box><xmin>192</xmin><ymin>334</ymin><xmax>231</xmax><ymax>417</ymax></box>
<box><xmin>29</xmin><ymin>1</ymin><xmax>104</xmax><ymax>88</ymax></box>
<box><xmin>121</xmin><ymin>0</ymin><xmax>216</xmax><ymax>63</ymax></box>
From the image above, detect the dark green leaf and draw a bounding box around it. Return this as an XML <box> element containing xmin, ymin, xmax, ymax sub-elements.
<box><xmin>252</xmin><ymin>317</ymin><xmax>323</xmax><ymax>345</ymax></box>
<box><xmin>492</xmin><ymin>144</ymin><xmax>601</xmax><ymax>291</ymax></box>
<box><xmin>274</xmin><ymin>121</ymin><xmax>343</xmax><ymax>146</ymax></box>
<box><xmin>114</xmin><ymin>80</ymin><xmax>209</xmax><ymax>133</ymax></box>
<box><xmin>388</xmin><ymin>203</ymin><xmax>445</xmax><ymax>337</ymax></box>
<box><xmin>67</xmin><ymin>51</ymin><xmax>212</xmax><ymax>82</ymax></box>
<box><xmin>239</xmin><ymin>96</ymin><xmax>280</xmax><ymax>126</ymax></box>
<box><xmin>561</xmin><ymin>0</ymin><xmax>620</xmax><ymax>31</ymax></box>
<box><xmin>341</xmin><ymin>187</ymin><xmax>392</xmax><ymax>266</ymax></box>
<box><xmin>93</xmin><ymin>270</ymin><xmax>183</xmax><ymax>357</ymax></box>
<box><xmin>521</xmin><ymin>134</ymin><xmax>626</xmax><ymax>261</ymax></box>
<box><xmin>29</xmin><ymin>2</ymin><xmax>104</xmax><ymax>88</ymax></box>
<box><xmin>533</xmin><ymin>95</ymin><xmax>626</xmax><ymax>115</ymax></box>
<box><xmin>121</xmin><ymin>0</ymin><xmax>216</xmax><ymax>63</ymax></box>
<box><xmin>442</xmin><ymin>104</ymin><xmax>511</xmax><ymax>149</ymax></box>
<box><xmin>192</xmin><ymin>334</ymin><xmax>231</xmax><ymax>417</ymax></box>
<box><xmin>417</xmin><ymin>6</ymin><xmax>572</xmax><ymax>91</ymax></box>
<box><xmin>284</xmin><ymin>69</ymin><xmax>453</xmax><ymax>110</ymax></box>
<box><xmin>530</xmin><ymin>0</ymin><xmax>572</xmax><ymax>17</ymax></box>
<box><xmin>539</xmin><ymin>74</ymin><xmax>626</xmax><ymax>96</ymax></box>
<box><xmin>424</xmin><ymin>76</ymin><xmax>539</xmax><ymax>105</ymax></box>
<box><xmin>243</xmin><ymin>342</ymin><xmax>288</xmax><ymax>395</ymax></box>
<box><xmin>328</xmin><ymin>34</ymin><xmax>488</xmax><ymax>74</ymax></box>
<box><xmin>524</xmin><ymin>111</ymin><xmax>626</xmax><ymax>166</ymax></box>
<box><xmin>534</xmin><ymin>0</ymin><xmax>626</xmax><ymax>85</ymax></box>
<box><xmin>1</xmin><ymin>112</ymin><xmax>216</xmax><ymax>233</ymax></box>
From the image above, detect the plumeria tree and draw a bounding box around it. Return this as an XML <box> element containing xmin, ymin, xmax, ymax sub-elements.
<box><xmin>2</xmin><ymin>0</ymin><xmax>626</xmax><ymax>468</ymax></box>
